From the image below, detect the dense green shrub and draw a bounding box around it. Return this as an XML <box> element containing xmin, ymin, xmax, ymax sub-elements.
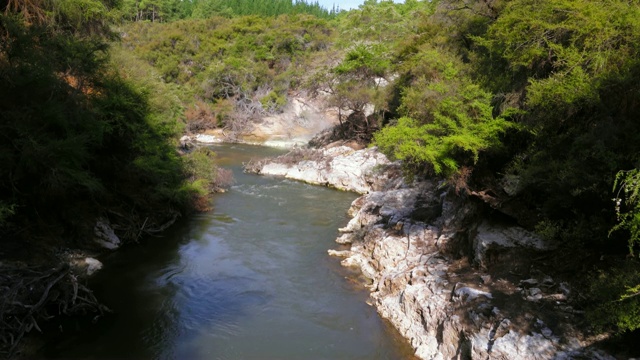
<box><xmin>587</xmin><ymin>260</ymin><xmax>640</xmax><ymax>333</ymax></box>
<box><xmin>374</xmin><ymin>88</ymin><xmax>513</xmax><ymax>176</ymax></box>
<box><xmin>0</xmin><ymin>2</ymin><xmax>213</xmax><ymax>246</ymax></box>
<box><xmin>118</xmin><ymin>14</ymin><xmax>334</xmax><ymax>133</ymax></box>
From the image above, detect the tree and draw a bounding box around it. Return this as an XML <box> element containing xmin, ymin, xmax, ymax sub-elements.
<box><xmin>373</xmin><ymin>47</ymin><xmax>514</xmax><ymax>176</ymax></box>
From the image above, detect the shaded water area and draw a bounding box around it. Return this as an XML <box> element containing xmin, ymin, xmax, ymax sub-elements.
<box><xmin>41</xmin><ymin>144</ymin><xmax>415</xmax><ymax>359</ymax></box>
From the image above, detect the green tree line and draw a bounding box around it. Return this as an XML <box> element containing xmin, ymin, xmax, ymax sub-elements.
<box><xmin>116</xmin><ymin>0</ymin><xmax>337</xmax><ymax>22</ymax></box>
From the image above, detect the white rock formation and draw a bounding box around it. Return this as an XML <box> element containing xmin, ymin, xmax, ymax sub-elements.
<box><xmin>194</xmin><ymin>134</ymin><xmax>222</xmax><ymax>143</ymax></box>
<box><xmin>67</xmin><ymin>255</ymin><xmax>104</xmax><ymax>277</ymax></box>
<box><xmin>334</xmin><ymin>185</ymin><xmax>614</xmax><ymax>360</ymax></box>
<box><xmin>94</xmin><ymin>218</ymin><xmax>121</xmax><ymax>250</ymax></box>
<box><xmin>255</xmin><ymin>146</ymin><xmax>400</xmax><ymax>193</ymax></box>
<box><xmin>84</xmin><ymin>257</ymin><xmax>103</xmax><ymax>276</ymax></box>
<box><xmin>253</xmin><ymin>144</ymin><xmax>614</xmax><ymax>360</ymax></box>
<box><xmin>190</xmin><ymin>93</ymin><xmax>339</xmax><ymax>147</ymax></box>
<box><xmin>474</xmin><ymin>222</ymin><xmax>547</xmax><ymax>268</ymax></box>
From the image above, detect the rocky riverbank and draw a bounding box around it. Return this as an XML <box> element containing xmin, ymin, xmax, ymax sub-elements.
<box><xmin>245</xmin><ymin>145</ymin><xmax>400</xmax><ymax>193</ymax></box>
<box><xmin>183</xmin><ymin>93</ymin><xmax>340</xmax><ymax>149</ymax></box>
<box><xmin>248</xmin><ymin>145</ymin><xmax>615</xmax><ymax>360</ymax></box>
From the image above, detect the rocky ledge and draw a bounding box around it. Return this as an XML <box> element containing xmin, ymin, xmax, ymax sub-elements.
<box><xmin>332</xmin><ymin>183</ymin><xmax>613</xmax><ymax>360</ymax></box>
<box><xmin>251</xmin><ymin>146</ymin><xmax>614</xmax><ymax>360</ymax></box>
<box><xmin>245</xmin><ymin>145</ymin><xmax>400</xmax><ymax>194</ymax></box>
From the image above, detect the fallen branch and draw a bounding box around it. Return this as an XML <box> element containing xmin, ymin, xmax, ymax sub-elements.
<box><xmin>0</xmin><ymin>264</ymin><xmax>109</xmax><ymax>358</ymax></box>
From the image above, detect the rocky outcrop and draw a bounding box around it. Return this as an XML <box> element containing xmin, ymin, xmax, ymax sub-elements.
<box><xmin>247</xmin><ymin>146</ymin><xmax>401</xmax><ymax>194</ymax></box>
<box><xmin>331</xmin><ymin>181</ymin><xmax>613</xmax><ymax>360</ymax></box>
<box><xmin>67</xmin><ymin>255</ymin><xmax>104</xmax><ymax>277</ymax></box>
<box><xmin>250</xmin><ymin>143</ymin><xmax>613</xmax><ymax>359</ymax></box>
<box><xmin>188</xmin><ymin>93</ymin><xmax>340</xmax><ymax>148</ymax></box>
<box><xmin>93</xmin><ymin>218</ymin><xmax>121</xmax><ymax>250</ymax></box>
<box><xmin>242</xmin><ymin>95</ymin><xmax>339</xmax><ymax>146</ymax></box>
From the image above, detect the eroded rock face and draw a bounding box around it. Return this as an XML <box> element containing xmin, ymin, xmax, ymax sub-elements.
<box><xmin>93</xmin><ymin>218</ymin><xmax>121</xmax><ymax>250</ymax></box>
<box><xmin>65</xmin><ymin>253</ymin><xmax>104</xmax><ymax>277</ymax></box>
<box><xmin>84</xmin><ymin>257</ymin><xmax>103</xmax><ymax>276</ymax></box>
<box><xmin>473</xmin><ymin>222</ymin><xmax>547</xmax><ymax>269</ymax></box>
<box><xmin>331</xmin><ymin>184</ymin><xmax>613</xmax><ymax>360</ymax></box>
<box><xmin>189</xmin><ymin>93</ymin><xmax>340</xmax><ymax>147</ymax></box>
<box><xmin>252</xmin><ymin>146</ymin><xmax>401</xmax><ymax>194</ymax></box>
<box><xmin>254</xmin><ymin>145</ymin><xmax>613</xmax><ymax>359</ymax></box>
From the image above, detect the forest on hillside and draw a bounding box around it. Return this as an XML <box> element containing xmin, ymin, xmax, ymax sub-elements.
<box><xmin>1</xmin><ymin>0</ymin><xmax>640</xmax><ymax>356</ymax></box>
<box><xmin>116</xmin><ymin>0</ymin><xmax>337</xmax><ymax>21</ymax></box>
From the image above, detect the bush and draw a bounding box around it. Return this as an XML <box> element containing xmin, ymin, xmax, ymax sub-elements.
<box><xmin>260</xmin><ymin>90</ymin><xmax>287</xmax><ymax>113</ymax></box>
<box><xmin>0</xmin><ymin>9</ymin><xmax>210</xmax><ymax>246</ymax></box>
<box><xmin>587</xmin><ymin>260</ymin><xmax>640</xmax><ymax>333</ymax></box>
<box><xmin>374</xmin><ymin>83</ymin><xmax>514</xmax><ymax>177</ymax></box>
<box><xmin>185</xmin><ymin>101</ymin><xmax>217</xmax><ymax>133</ymax></box>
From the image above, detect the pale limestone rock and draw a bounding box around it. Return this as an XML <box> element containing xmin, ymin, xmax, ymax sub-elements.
<box><xmin>327</xmin><ymin>249</ymin><xmax>351</xmax><ymax>257</ymax></box>
<box><xmin>520</xmin><ymin>278</ymin><xmax>539</xmax><ymax>287</ymax></box>
<box><xmin>254</xmin><ymin>146</ymin><xmax>401</xmax><ymax>194</ymax></box>
<box><xmin>335</xmin><ymin>233</ymin><xmax>354</xmax><ymax>244</ymax></box>
<box><xmin>194</xmin><ymin>134</ymin><xmax>221</xmax><ymax>143</ymax></box>
<box><xmin>67</xmin><ymin>255</ymin><xmax>103</xmax><ymax>277</ymax></box>
<box><xmin>260</xmin><ymin>163</ymin><xmax>290</xmax><ymax>177</ymax></box>
<box><xmin>94</xmin><ymin>218</ymin><xmax>121</xmax><ymax>250</ymax></box>
<box><xmin>474</xmin><ymin>221</ymin><xmax>546</xmax><ymax>268</ymax></box>
<box><xmin>241</xmin><ymin>93</ymin><xmax>339</xmax><ymax>146</ymax></box>
<box><xmin>453</xmin><ymin>284</ymin><xmax>493</xmax><ymax>302</ymax></box>
<box><xmin>329</xmin><ymin>180</ymin><xmax>614</xmax><ymax>360</ymax></box>
<box><xmin>84</xmin><ymin>257</ymin><xmax>103</xmax><ymax>276</ymax></box>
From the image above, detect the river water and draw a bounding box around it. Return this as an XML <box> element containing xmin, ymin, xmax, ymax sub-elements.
<box><xmin>41</xmin><ymin>144</ymin><xmax>415</xmax><ymax>359</ymax></box>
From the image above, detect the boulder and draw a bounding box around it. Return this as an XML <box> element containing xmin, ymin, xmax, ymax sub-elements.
<box><xmin>84</xmin><ymin>257</ymin><xmax>103</xmax><ymax>276</ymax></box>
<box><xmin>94</xmin><ymin>218</ymin><xmax>121</xmax><ymax>250</ymax></box>
<box><xmin>67</xmin><ymin>255</ymin><xmax>104</xmax><ymax>277</ymax></box>
<box><xmin>473</xmin><ymin>222</ymin><xmax>546</xmax><ymax>268</ymax></box>
<box><xmin>194</xmin><ymin>134</ymin><xmax>221</xmax><ymax>143</ymax></box>
<box><xmin>252</xmin><ymin>146</ymin><xmax>402</xmax><ymax>194</ymax></box>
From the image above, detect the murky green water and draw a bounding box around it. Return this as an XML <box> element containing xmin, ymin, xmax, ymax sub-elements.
<box><xmin>41</xmin><ymin>144</ymin><xmax>415</xmax><ymax>359</ymax></box>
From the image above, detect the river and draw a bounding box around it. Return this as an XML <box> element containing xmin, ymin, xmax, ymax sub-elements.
<box><xmin>40</xmin><ymin>144</ymin><xmax>415</xmax><ymax>359</ymax></box>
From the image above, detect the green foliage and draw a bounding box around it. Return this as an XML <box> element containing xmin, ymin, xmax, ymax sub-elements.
<box><xmin>466</xmin><ymin>0</ymin><xmax>640</xmax><ymax>231</ymax></box>
<box><xmin>260</xmin><ymin>90</ymin><xmax>287</xmax><ymax>113</ymax></box>
<box><xmin>319</xmin><ymin>44</ymin><xmax>392</xmax><ymax>117</ymax></box>
<box><xmin>0</xmin><ymin>202</ymin><xmax>16</xmax><ymax>227</ymax></box>
<box><xmin>54</xmin><ymin>0</ymin><xmax>109</xmax><ymax>30</ymax></box>
<box><xmin>374</xmin><ymin>87</ymin><xmax>513</xmax><ymax>176</ymax></box>
<box><xmin>336</xmin><ymin>0</ymin><xmax>434</xmax><ymax>47</ymax></box>
<box><xmin>119</xmin><ymin>14</ymin><xmax>333</xmax><ymax>131</ymax></box>
<box><xmin>0</xmin><ymin>2</ymin><xmax>207</xmax><ymax>246</ymax></box>
<box><xmin>587</xmin><ymin>260</ymin><xmax>640</xmax><ymax>333</ymax></box>
<box><xmin>612</xmin><ymin>170</ymin><xmax>640</xmax><ymax>255</ymax></box>
<box><xmin>369</xmin><ymin>23</ymin><xmax>516</xmax><ymax>176</ymax></box>
<box><xmin>478</xmin><ymin>0</ymin><xmax>640</xmax><ymax>110</ymax></box>
<box><xmin>334</xmin><ymin>45</ymin><xmax>390</xmax><ymax>79</ymax></box>
<box><xmin>182</xmin><ymin>147</ymin><xmax>226</xmax><ymax>196</ymax></box>
<box><xmin>116</xmin><ymin>0</ymin><xmax>337</xmax><ymax>22</ymax></box>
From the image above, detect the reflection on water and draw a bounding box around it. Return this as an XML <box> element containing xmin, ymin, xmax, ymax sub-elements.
<box><xmin>41</xmin><ymin>144</ymin><xmax>415</xmax><ymax>359</ymax></box>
